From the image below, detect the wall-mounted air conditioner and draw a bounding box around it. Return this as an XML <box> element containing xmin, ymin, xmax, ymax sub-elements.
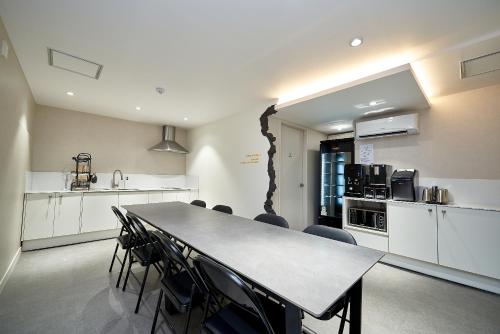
<box><xmin>356</xmin><ymin>113</ymin><xmax>419</xmax><ymax>139</ymax></box>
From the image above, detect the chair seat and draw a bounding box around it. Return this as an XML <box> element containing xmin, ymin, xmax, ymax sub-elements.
<box><xmin>116</xmin><ymin>231</ymin><xmax>154</xmax><ymax>249</ymax></box>
<box><xmin>131</xmin><ymin>243</ymin><xmax>162</xmax><ymax>266</ymax></box>
<box><xmin>161</xmin><ymin>270</ymin><xmax>202</xmax><ymax>313</ymax></box>
<box><xmin>203</xmin><ymin>304</ymin><xmax>266</xmax><ymax>334</ymax></box>
<box><xmin>203</xmin><ymin>295</ymin><xmax>286</xmax><ymax>334</ymax></box>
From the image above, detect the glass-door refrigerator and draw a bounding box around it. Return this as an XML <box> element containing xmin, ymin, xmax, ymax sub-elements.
<box><xmin>318</xmin><ymin>138</ymin><xmax>354</xmax><ymax>228</ymax></box>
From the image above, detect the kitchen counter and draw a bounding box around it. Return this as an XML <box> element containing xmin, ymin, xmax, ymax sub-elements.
<box><xmin>343</xmin><ymin>196</ymin><xmax>500</xmax><ymax>212</ymax></box>
<box><xmin>25</xmin><ymin>187</ymin><xmax>197</xmax><ymax>194</ymax></box>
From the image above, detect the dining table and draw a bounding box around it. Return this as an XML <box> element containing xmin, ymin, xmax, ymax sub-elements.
<box><xmin>123</xmin><ymin>201</ymin><xmax>384</xmax><ymax>334</ymax></box>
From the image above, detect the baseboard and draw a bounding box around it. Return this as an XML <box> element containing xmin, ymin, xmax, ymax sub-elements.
<box><xmin>22</xmin><ymin>229</ymin><xmax>120</xmax><ymax>251</ymax></box>
<box><xmin>0</xmin><ymin>247</ymin><xmax>21</xmax><ymax>295</ymax></box>
<box><xmin>381</xmin><ymin>253</ymin><xmax>500</xmax><ymax>295</ymax></box>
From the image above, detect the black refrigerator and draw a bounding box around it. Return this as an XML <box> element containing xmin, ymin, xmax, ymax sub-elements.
<box><xmin>318</xmin><ymin>138</ymin><xmax>354</xmax><ymax>228</ymax></box>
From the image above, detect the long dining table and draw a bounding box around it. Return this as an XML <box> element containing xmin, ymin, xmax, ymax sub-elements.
<box><xmin>123</xmin><ymin>201</ymin><xmax>384</xmax><ymax>334</ymax></box>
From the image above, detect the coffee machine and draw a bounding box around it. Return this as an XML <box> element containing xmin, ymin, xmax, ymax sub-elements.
<box><xmin>344</xmin><ymin>164</ymin><xmax>369</xmax><ymax>197</ymax></box>
<box><xmin>364</xmin><ymin>164</ymin><xmax>392</xmax><ymax>199</ymax></box>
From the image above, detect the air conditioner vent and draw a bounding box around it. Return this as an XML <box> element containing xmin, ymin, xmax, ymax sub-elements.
<box><xmin>460</xmin><ymin>51</ymin><xmax>500</xmax><ymax>79</ymax></box>
<box><xmin>48</xmin><ymin>48</ymin><xmax>103</xmax><ymax>79</ymax></box>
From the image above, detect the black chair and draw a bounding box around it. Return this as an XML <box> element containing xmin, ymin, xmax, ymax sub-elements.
<box><xmin>212</xmin><ymin>204</ymin><xmax>233</xmax><ymax>214</ymax></box>
<box><xmin>190</xmin><ymin>199</ymin><xmax>207</xmax><ymax>208</ymax></box>
<box><xmin>254</xmin><ymin>213</ymin><xmax>289</xmax><ymax>229</ymax></box>
<box><xmin>194</xmin><ymin>255</ymin><xmax>285</xmax><ymax>334</ymax></box>
<box><xmin>110</xmin><ymin>206</ymin><xmax>155</xmax><ymax>288</ymax></box>
<box><xmin>303</xmin><ymin>225</ymin><xmax>357</xmax><ymax>334</ymax></box>
<box><xmin>150</xmin><ymin>231</ymin><xmax>206</xmax><ymax>334</ymax></box>
<box><xmin>123</xmin><ymin>215</ymin><xmax>163</xmax><ymax>314</ymax></box>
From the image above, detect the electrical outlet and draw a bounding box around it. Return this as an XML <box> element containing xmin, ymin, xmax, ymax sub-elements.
<box><xmin>0</xmin><ymin>40</ymin><xmax>8</xmax><ymax>59</ymax></box>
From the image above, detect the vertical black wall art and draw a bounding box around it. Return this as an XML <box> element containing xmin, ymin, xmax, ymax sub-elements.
<box><xmin>259</xmin><ymin>105</ymin><xmax>278</xmax><ymax>214</ymax></box>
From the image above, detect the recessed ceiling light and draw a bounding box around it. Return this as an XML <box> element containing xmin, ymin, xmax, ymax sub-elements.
<box><xmin>350</xmin><ymin>37</ymin><xmax>363</xmax><ymax>47</ymax></box>
<box><xmin>135</xmin><ymin>106</ymin><xmax>141</xmax><ymax>111</ymax></box>
<box><xmin>65</xmin><ymin>91</ymin><xmax>75</xmax><ymax>96</ymax></box>
<box><xmin>183</xmin><ymin>117</ymin><xmax>188</xmax><ymax>121</ymax></box>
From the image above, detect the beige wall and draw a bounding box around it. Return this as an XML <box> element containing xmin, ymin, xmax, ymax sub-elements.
<box><xmin>355</xmin><ymin>84</ymin><xmax>500</xmax><ymax>179</ymax></box>
<box><xmin>0</xmin><ymin>17</ymin><xmax>35</xmax><ymax>286</ymax></box>
<box><xmin>32</xmin><ymin>105</ymin><xmax>187</xmax><ymax>174</ymax></box>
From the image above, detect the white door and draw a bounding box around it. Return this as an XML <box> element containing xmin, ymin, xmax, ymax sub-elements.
<box><xmin>388</xmin><ymin>202</ymin><xmax>438</xmax><ymax>263</ymax></box>
<box><xmin>438</xmin><ymin>207</ymin><xmax>500</xmax><ymax>279</ymax></box>
<box><xmin>81</xmin><ymin>192</ymin><xmax>119</xmax><ymax>233</ymax></box>
<box><xmin>23</xmin><ymin>193</ymin><xmax>56</xmax><ymax>240</ymax></box>
<box><xmin>280</xmin><ymin>124</ymin><xmax>305</xmax><ymax>230</ymax></box>
<box><xmin>53</xmin><ymin>193</ymin><xmax>82</xmax><ymax>237</ymax></box>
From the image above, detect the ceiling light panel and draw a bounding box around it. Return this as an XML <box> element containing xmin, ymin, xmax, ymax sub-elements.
<box><xmin>48</xmin><ymin>48</ymin><xmax>103</xmax><ymax>79</ymax></box>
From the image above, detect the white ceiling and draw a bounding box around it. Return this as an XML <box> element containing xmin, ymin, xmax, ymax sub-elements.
<box><xmin>276</xmin><ymin>64</ymin><xmax>430</xmax><ymax>133</ymax></box>
<box><xmin>1</xmin><ymin>0</ymin><xmax>500</xmax><ymax>128</ymax></box>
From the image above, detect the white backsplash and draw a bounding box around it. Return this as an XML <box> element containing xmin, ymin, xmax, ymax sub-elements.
<box><xmin>26</xmin><ymin>171</ymin><xmax>199</xmax><ymax>191</ymax></box>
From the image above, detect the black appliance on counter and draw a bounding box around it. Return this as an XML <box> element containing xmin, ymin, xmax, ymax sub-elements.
<box><xmin>348</xmin><ymin>207</ymin><xmax>387</xmax><ymax>232</ymax></box>
<box><xmin>344</xmin><ymin>164</ymin><xmax>369</xmax><ymax>198</ymax></box>
<box><xmin>391</xmin><ymin>169</ymin><xmax>418</xmax><ymax>201</ymax></box>
<box><xmin>364</xmin><ymin>164</ymin><xmax>392</xmax><ymax>199</ymax></box>
<box><xmin>318</xmin><ymin>138</ymin><xmax>354</xmax><ymax>228</ymax></box>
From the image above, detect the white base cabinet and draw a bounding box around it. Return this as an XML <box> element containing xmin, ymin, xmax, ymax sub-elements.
<box><xmin>388</xmin><ymin>202</ymin><xmax>438</xmax><ymax>264</ymax></box>
<box><xmin>23</xmin><ymin>193</ymin><xmax>56</xmax><ymax>240</ymax></box>
<box><xmin>53</xmin><ymin>193</ymin><xmax>83</xmax><ymax>237</ymax></box>
<box><xmin>81</xmin><ymin>193</ymin><xmax>119</xmax><ymax>233</ymax></box>
<box><xmin>437</xmin><ymin>207</ymin><xmax>500</xmax><ymax>280</ymax></box>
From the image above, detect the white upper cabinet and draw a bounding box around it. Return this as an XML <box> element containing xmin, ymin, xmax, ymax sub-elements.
<box><xmin>388</xmin><ymin>202</ymin><xmax>438</xmax><ymax>264</ymax></box>
<box><xmin>53</xmin><ymin>193</ymin><xmax>82</xmax><ymax>237</ymax></box>
<box><xmin>23</xmin><ymin>193</ymin><xmax>56</xmax><ymax>240</ymax></box>
<box><xmin>438</xmin><ymin>207</ymin><xmax>500</xmax><ymax>280</ymax></box>
<box><xmin>81</xmin><ymin>192</ymin><xmax>119</xmax><ymax>233</ymax></box>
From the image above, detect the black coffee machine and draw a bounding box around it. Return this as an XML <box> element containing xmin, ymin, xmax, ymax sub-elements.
<box><xmin>364</xmin><ymin>164</ymin><xmax>392</xmax><ymax>199</ymax></box>
<box><xmin>344</xmin><ymin>164</ymin><xmax>369</xmax><ymax>197</ymax></box>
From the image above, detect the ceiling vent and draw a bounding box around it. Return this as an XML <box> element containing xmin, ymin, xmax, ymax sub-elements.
<box><xmin>48</xmin><ymin>48</ymin><xmax>103</xmax><ymax>79</ymax></box>
<box><xmin>460</xmin><ymin>51</ymin><xmax>500</xmax><ymax>79</ymax></box>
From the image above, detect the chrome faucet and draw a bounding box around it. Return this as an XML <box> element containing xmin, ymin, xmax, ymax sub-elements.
<box><xmin>112</xmin><ymin>169</ymin><xmax>123</xmax><ymax>188</ymax></box>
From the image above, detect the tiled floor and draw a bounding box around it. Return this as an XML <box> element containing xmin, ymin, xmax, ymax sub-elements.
<box><xmin>0</xmin><ymin>239</ymin><xmax>499</xmax><ymax>334</ymax></box>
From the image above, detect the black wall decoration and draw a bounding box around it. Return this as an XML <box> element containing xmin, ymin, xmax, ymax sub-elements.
<box><xmin>259</xmin><ymin>105</ymin><xmax>278</xmax><ymax>214</ymax></box>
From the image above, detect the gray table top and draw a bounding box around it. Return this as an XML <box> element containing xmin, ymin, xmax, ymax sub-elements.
<box><xmin>122</xmin><ymin>201</ymin><xmax>384</xmax><ymax>317</ymax></box>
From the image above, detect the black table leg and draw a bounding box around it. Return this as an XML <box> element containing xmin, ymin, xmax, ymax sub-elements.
<box><xmin>284</xmin><ymin>301</ymin><xmax>302</xmax><ymax>334</ymax></box>
<box><xmin>349</xmin><ymin>278</ymin><xmax>363</xmax><ymax>334</ymax></box>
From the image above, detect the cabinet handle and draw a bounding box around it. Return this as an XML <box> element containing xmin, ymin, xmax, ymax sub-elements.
<box><xmin>428</xmin><ymin>208</ymin><xmax>433</xmax><ymax>214</ymax></box>
<box><xmin>442</xmin><ymin>209</ymin><xmax>446</xmax><ymax>219</ymax></box>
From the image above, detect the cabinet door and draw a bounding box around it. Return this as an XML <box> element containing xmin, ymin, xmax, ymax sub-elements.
<box><xmin>188</xmin><ymin>190</ymin><xmax>198</xmax><ymax>203</ymax></box>
<box><xmin>23</xmin><ymin>193</ymin><xmax>55</xmax><ymax>240</ymax></box>
<box><xmin>162</xmin><ymin>191</ymin><xmax>177</xmax><ymax>202</ymax></box>
<box><xmin>388</xmin><ymin>203</ymin><xmax>438</xmax><ymax>264</ymax></box>
<box><xmin>148</xmin><ymin>191</ymin><xmax>163</xmax><ymax>204</ymax></box>
<box><xmin>438</xmin><ymin>207</ymin><xmax>500</xmax><ymax>279</ymax></box>
<box><xmin>81</xmin><ymin>193</ymin><xmax>119</xmax><ymax>233</ymax></box>
<box><xmin>119</xmin><ymin>192</ymin><xmax>149</xmax><ymax>207</ymax></box>
<box><xmin>176</xmin><ymin>191</ymin><xmax>190</xmax><ymax>203</ymax></box>
<box><xmin>53</xmin><ymin>193</ymin><xmax>82</xmax><ymax>237</ymax></box>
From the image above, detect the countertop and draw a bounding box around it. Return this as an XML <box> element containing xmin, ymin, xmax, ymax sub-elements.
<box><xmin>343</xmin><ymin>196</ymin><xmax>500</xmax><ymax>212</ymax></box>
<box><xmin>25</xmin><ymin>187</ymin><xmax>197</xmax><ymax>194</ymax></box>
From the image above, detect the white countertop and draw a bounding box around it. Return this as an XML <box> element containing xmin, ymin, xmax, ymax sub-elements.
<box><xmin>343</xmin><ymin>196</ymin><xmax>500</xmax><ymax>212</ymax></box>
<box><xmin>25</xmin><ymin>187</ymin><xmax>197</xmax><ymax>194</ymax></box>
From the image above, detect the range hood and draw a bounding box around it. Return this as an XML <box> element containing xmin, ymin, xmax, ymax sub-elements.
<box><xmin>149</xmin><ymin>125</ymin><xmax>189</xmax><ymax>154</ymax></box>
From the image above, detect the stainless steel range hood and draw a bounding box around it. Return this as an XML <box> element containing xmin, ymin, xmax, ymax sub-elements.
<box><xmin>149</xmin><ymin>125</ymin><xmax>189</xmax><ymax>154</ymax></box>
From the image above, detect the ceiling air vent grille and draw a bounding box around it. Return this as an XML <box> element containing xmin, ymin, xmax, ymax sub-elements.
<box><xmin>48</xmin><ymin>48</ymin><xmax>103</xmax><ymax>79</ymax></box>
<box><xmin>460</xmin><ymin>50</ymin><xmax>500</xmax><ymax>79</ymax></box>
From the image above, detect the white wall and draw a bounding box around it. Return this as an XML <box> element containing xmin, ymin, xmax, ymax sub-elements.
<box><xmin>187</xmin><ymin>108</ymin><xmax>269</xmax><ymax>219</ymax></box>
<box><xmin>0</xmin><ymin>17</ymin><xmax>34</xmax><ymax>289</ymax></box>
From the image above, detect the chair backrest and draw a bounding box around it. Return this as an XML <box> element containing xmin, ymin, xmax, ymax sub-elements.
<box><xmin>303</xmin><ymin>225</ymin><xmax>357</xmax><ymax>245</ymax></box>
<box><xmin>193</xmin><ymin>255</ymin><xmax>275</xmax><ymax>334</ymax></box>
<box><xmin>150</xmin><ymin>231</ymin><xmax>206</xmax><ymax>292</ymax></box>
<box><xmin>111</xmin><ymin>206</ymin><xmax>134</xmax><ymax>235</ymax></box>
<box><xmin>212</xmin><ymin>204</ymin><xmax>233</xmax><ymax>214</ymax></box>
<box><xmin>190</xmin><ymin>199</ymin><xmax>207</xmax><ymax>208</ymax></box>
<box><xmin>254</xmin><ymin>213</ymin><xmax>289</xmax><ymax>229</ymax></box>
<box><xmin>127</xmin><ymin>214</ymin><xmax>154</xmax><ymax>245</ymax></box>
